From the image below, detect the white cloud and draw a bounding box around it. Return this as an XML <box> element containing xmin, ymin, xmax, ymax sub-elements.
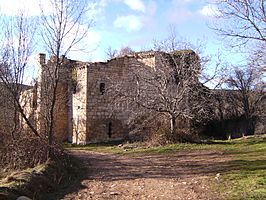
<box><xmin>90</xmin><ymin>0</ymin><xmax>146</xmax><ymax>13</ymax></box>
<box><xmin>123</xmin><ymin>0</ymin><xmax>145</xmax><ymax>12</ymax></box>
<box><xmin>0</xmin><ymin>0</ymin><xmax>52</xmax><ymax>16</ymax></box>
<box><xmin>113</xmin><ymin>15</ymin><xmax>143</xmax><ymax>32</ymax></box>
<box><xmin>87</xmin><ymin>0</ymin><xmax>109</xmax><ymax>21</ymax></box>
<box><xmin>199</xmin><ymin>4</ymin><xmax>220</xmax><ymax>17</ymax></box>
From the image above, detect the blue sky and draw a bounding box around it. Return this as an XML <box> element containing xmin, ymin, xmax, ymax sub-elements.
<box><xmin>0</xmin><ymin>0</ymin><xmax>244</xmax><ymax>65</ymax></box>
<box><xmin>83</xmin><ymin>0</ymin><xmax>244</xmax><ymax>64</ymax></box>
<box><xmin>87</xmin><ymin>0</ymin><xmax>222</xmax><ymax>61</ymax></box>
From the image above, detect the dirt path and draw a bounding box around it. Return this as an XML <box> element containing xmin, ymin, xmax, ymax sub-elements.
<box><xmin>59</xmin><ymin>150</ymin><xmax>229</xmax><ymax>200</ymax></box>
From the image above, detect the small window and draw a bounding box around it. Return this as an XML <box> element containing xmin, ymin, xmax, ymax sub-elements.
<box><xmin>99</xmin><ymin>83</ymin><xmax>105</xmax><ymax>95</ymax></box>
<box><xmin>32</xmin><ymin>98</ymin><xmax>37</xmax><ymax>109</ymax></box>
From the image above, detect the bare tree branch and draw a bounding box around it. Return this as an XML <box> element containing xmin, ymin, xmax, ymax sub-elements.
<box><xmin>38</xmin><ymin>0</ymin><xmax>92</xmax><ymax>148</ymax></box>
<box><xmin>0</xmin><ymin>12</ymin><xmax>39</xmax><ymax>138</ymax></box>
<box><xmin>213</xmin><ymin>0</ymin><xmax>266</xmax><ymax>46</ymax></box>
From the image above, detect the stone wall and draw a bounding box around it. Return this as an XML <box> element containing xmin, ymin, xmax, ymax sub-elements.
<box><xmin>0</xmin><ymin>84</ymin><xmax>16</xmax><ymax>141</ymax></box>
<box><xmin>20</xmin><ymin>86</ymin><xmax>37</xmax><ymax>131</ymax></box>
<box><xmin>85</xmin><ymin>57</ymin><xmax>129</xmax><ymax>143</ymax></box>
<box><xmin>72</xmin><ymin>51</ymin><xmax>198</xmax><ymax>143</ymax></box>
<box><xmin>72</xmin><ymin>65</ymin><xmax>88</xmax><ymax>144</ymax></box>
<box><xmin>37</xmin><ymin>54</ymin><xmax>74</xmax><ymax>142</ymax></box>
<box><xmin>84</xmin><ymin>52</ymin><xmax>165</xmax><ymax>143</ymax></box>
<box><xmin>0</xmin><ymin>83</ymin><xmax>34</xmax><ymax>142</ymax></box>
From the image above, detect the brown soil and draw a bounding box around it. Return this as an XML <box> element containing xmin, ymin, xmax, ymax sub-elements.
<box><xmin>51</xmin><ymin>149</ymin><xmax>230</xmax><ymax>200</ymax></box>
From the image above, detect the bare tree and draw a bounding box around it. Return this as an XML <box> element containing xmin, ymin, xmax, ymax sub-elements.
<box><xmin>105</xmin><ymin>46</ymin><xmax>135</xmax><ymax>60</ymax></box>
<box><xmin>0</xmin><ymin>0</ymin><xmax>93</xmax><ymax>146</ymax></box>
<box><xmin>118</xmin><ymin>46</ymin><xmax>135</xmax><ymax>56</ymax></box>
<box><xmin>106</xmin><ymin>27</ymin><xmax>220</xmax><ymax>142</ymax></box>
<box><xmin>39</xmin><ymin>0</ymin><xmax>92</xmax><ymax>146</ymax></box>
<box><xmin>105</xmin><ymin>46</ymin><xmax>118</xmax><ymax>60</ymax></box>
<box><xmin>0</xmin><ymin>1</ymin><xmax>92</xmax><ymax>169</ymax></box>
<box><xmin>152</xmin><ymin>25</ymin><xmax>192</xmax><ymax>53</ymax></box>
<box><xmin>213</xmin><ymin>0</ymin><xmax>266</xmax><ymax>75</ymax></box>
<box><xmin>208</xmin><ymin>0</ymin><xmax>266</xmax><ymax>137</ymax></box>
<box><xmin>225</xmin><ymin>65</ymin><xmax>265</xmax><ymax>135</ymax></box>
<box><xmin>0</xmin><ymin>13</ymin><xmax>39</xmax><ymax>139</ymax></box>
<box><xmin>153</xmin><ymin>25</ymin><xmax>222</xmax><ymax>87</ymax></box>
<box><xmin>213</xmin><ymin>0</ymin><xmax>266</xmax><ymax>46</ymax></box>
<box><xmin>109</xmin><ymin>50</ymin><xmax>213</xmax><ymax>142</ymax></box>
<box><xmin>249</xmin><ymin>43</ymin><xmax>266</xmax><ymax>72</ymax></box>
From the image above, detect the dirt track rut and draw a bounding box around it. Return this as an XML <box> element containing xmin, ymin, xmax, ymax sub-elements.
<box><xmin>60</xmin><ymin>150</ymin><xmax>228</xmax><ymax>200</ymax></box>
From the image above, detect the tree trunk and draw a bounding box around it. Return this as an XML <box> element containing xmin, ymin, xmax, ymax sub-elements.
<box><xmin>170</xmin><ymin>115</ymin><xmax>176</xmax><ymax>139</ymax></box>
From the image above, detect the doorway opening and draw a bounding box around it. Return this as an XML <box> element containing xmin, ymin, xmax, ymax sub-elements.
<box><xmin>107</xmin><ymin>122</ymin><xmax>112</xmax><ymax>138</ymax></box>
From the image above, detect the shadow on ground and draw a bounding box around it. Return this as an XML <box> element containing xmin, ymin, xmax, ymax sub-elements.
<box><xmin>45</xmin><ymin>149</ymin><xmax>266</xmax><ymax>199</ymax></box>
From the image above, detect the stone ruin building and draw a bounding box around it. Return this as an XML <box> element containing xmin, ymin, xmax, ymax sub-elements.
<box><xmin>0</xmin><ymin>50</ymin><xmax>264</xmax><ymax>144</ymax></box>
<box><xmin>21</xmin><ymin>50</ymin><xmax>198</xmax><ymax>144</ymax></box>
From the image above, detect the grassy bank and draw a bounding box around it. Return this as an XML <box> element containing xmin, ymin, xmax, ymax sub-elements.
<box><xmin>0</xmin><ymin>155</ymin><xmax>80</xmax><ymax>200</ymax></box>
<box><xmin>217</xmin><ymin>136</ymin><xmax>266</xmax><ymax>199</ymax></box>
